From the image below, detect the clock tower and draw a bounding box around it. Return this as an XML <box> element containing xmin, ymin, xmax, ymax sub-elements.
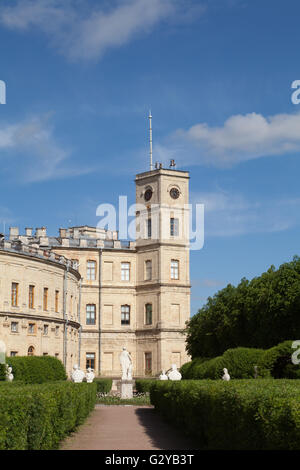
<box><xmin>135</xmin><ymin>165</ymin><xmax>191</xmax><ymax>375</ymax></box>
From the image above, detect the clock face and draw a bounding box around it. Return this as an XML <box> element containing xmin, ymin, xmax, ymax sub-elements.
<box><xmin>170</xmin><ymin>187</ymin><xmax>180</xmax><ymax>199</ymax></box>
<box><xmin>144</xmin><ymin>188</ymin><xmax>153</xmax><ymax>201</ymax></box>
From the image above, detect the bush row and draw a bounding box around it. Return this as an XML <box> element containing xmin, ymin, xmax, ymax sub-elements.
<box><xmin>150</xmin><ymin>379</ymin><xmax>300</xmax><ymax>450</ymax></box>
<box><xmin>135</xmin><ymin>378</ymin><xmax>158</xmax><ymax>393</ymax></box>
<box><xmin>180</xmin><ymin>341</ymin><xmax>300</xmax><ymax>380</ymax></box>
<box><xmin>5</xmin><ymin>356</ymin><xmax>67</xmax><ymax>384</ymax></box>
<box><xmin>0</xmin><ymin>381</ymin><xmax>97</xmax><ymax>450</ymax></box>
<box><xmin>94</xmin><ymin>378</ymin><xmax>112</xmax><ymax>393</ymax></box>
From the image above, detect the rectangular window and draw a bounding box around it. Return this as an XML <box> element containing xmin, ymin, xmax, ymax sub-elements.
<box><xmin>170</xmin><ymin>218</ymin><xmax>179</xmax><ymax>237</ymax></box>
<box><xmin>28</xmin><ymin>323</ymin><xmax>35</xmax><ymax>334</ymax></box>
<box><xmin>29</xmin><ymin>285</ymin><xmax>35</xmax><ymax>309</ymax></box>
<box><xmin>86</xmin><ymin>353</ymin><xmax>95</xmax><ymax>370</ymax></box>
<box><xmin>147</xmin><ymin>218</ymin><xmax>152</xmax><ymax>238</ymax></box>
<box><xmin>43</xmin><ymin>352</ymin><xmax>48</xmax><ymax>356</ymax></box>
<box><xmin>171</xmin><ymin>260</ymin><xmax>179</xmax><ymax>280</ymax></box>
<box><xmin>43</xmin><ymin>287</ymin><xmax>48</xmax><ymax>311</ymax></box>
<box><xmin>86</xmin><ymin>304</ymin><xmax>96</xmax><ymax>325</ymax></box>
<box><xmin>145</xmin><ymin>304</ymin><xmax>152</xmax><ymax>325</ymax></box>
<box><xmin>11</xmin><ymin>282</ymin><xmax>18</xmax><ymax>307</ymax></box>
<box><xmin>70</xmin><ymin>295</ymin><xmax>73</xmax><ymax>315</ymax></box>
<box><xmin>145</xmin><ymin>260</ymin><xmax>152</xmax><ymax>281</ymax></box>
<box><xmin>55</xmin><ymin>290</ymin><xmax>59</xmax><ymax>313</ymax></box>
<box><xmin>43</xmin><ymin>324</ymin><xmax>48</xmax><ymax>336</ymax></box>
<box><xmin>87</xmin><ymin>261</ymin><xmax>96</xmax><ymax>280</ymax></box>
<box><xmin>121</xmin><ymin>262</ymin><xmax>130</xmax><ymax>281</ymax></box>
<box><xmin>121</xmin><ymin>305</ymin><xmax>130</xmax><ymax>325</ymax></box>
<box><xmin>145</xmin><ymin>352</ymin><xmax>152</xmax><ymax>375</ymax></box>
<box><xmin>11</xmin><ymin>321</ymin><xmax>18</xmax><ymax>333</ymax></box>
<box><xmin>10</xmin><ymin>351</ymin><xmax>17</xmax><ymax>356</ymax></box>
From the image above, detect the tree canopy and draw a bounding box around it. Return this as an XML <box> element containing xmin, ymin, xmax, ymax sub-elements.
<box><xmin>186</xmin><ymin>256</ymin><xmax>300</xmax><ymax>358</ymax></box>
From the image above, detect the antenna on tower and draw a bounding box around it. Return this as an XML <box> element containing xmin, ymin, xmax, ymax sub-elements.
<box><xmin>149</xmin><ymin>110</ymin><xmax>153</xmax><ymax>171</ymax></box>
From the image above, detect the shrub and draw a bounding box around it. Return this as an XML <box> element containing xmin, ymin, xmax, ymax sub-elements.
<box><xmin>259</xmin><ymin>340</ymin><xmax>300</xmax><ymax>378</ymax></box>
<box><xmin>94</xmin><ymin>378</ymin><xmax>112</xmax><ymax>393</ymax></box>
<box><xmin>0</xmin><ymin>381</ymin><xmax>97</xmax><ymax>450</ymax></box>
<box><xmin>181</xmin><ymin>343</ymin><xmax>299</xmax><ymax>380</ymax></box>
<box><xmin>150</xmin><ymin>379</ymin><xmax>300</xmax><ymax>450</ymax></box>
<box><xmin>0</xmin><ymin>364</ymin><xmax>6</xmax><ymax>381</ymax></box>
<box><xmin>6</xmin><ymin>356</ymin><xmax>67</xmax><ymax>384</ymax></box>
<box><xmin>135</xmin><ymin>378</ymin><xmax>157</xmax><ymax>393</ymax></box>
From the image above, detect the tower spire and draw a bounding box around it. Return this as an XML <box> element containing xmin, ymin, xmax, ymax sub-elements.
<box><xmin>149</xmin><ymin>110</ymin><xmax>153</xmax><ymax>171</ymax></box>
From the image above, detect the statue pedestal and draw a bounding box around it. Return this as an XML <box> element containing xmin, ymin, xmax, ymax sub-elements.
<box><xmin>120</xmin><ymin>380</ymin><xmax>133</xmax><ymax>399</ymax></box>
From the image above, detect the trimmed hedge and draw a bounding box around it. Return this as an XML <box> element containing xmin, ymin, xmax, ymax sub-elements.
<box><xmin>150</xmin><ymin>379</ymin><xmax>300</xmax><ymax>450</ymax></box>
<box><xmin>181</xmin><ymin>341</ymin><xmax>300</xmax><ymax>380</ymax></box>
<box><xmin>6</xmin><ymin>356</ymin><xmax>67</xmax><ymax>384</ymax></box>
<box><xmin>94</xmin><ymin>378</ymin><xmax>112</xmax><ymax>393</ymax></box>
<box><xmin>0</xmin><ymin>381</ymin><xmax>97</xmax><ymax>450</ymax></box>
<box><xmin>0</xmin><ymin>364</ymin><xmax>6</xmax><ymax>381</ymax></box>
<box><xmin>135</xmin><ymin>378</ymin><xmax>158</xmax><ymax>393</ymax></box>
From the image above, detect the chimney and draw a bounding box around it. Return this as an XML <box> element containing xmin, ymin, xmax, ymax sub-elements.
<box><xmin>9</xmin><ymin>227</ymin><xmax>19</xmax><ymax>240</ymax></box>
<box><xmin>36</xmin><ymin>227</ymin><xmax>47</xmax><ymax>238</ymax></box>
<box><xmin>25</xmin><ymin>228</ymin><xmax>33</xmax><ymax>237</ymax></box>
<box><xmin>59</xmin><ymin>228</ymin><xmax>67</xmax><ymax>238</ymax></box>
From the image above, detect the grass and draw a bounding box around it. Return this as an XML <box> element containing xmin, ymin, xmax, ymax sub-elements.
<box><xmin>97</xmin><ymin>393</ymin><xmax>151</xmax><ymax>406</ymax></box>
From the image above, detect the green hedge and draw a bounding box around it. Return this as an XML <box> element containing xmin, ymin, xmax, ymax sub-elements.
<box><xmin>150</xmin><ymin>379</ymin><xmax>300</xmax><ymax>450</ymax></box>
<box><xmin>6</xmin><ymin>356</ymin><xmax>67</xmax><ymax>384</ymax></box>
<box><xmin>181</xmin><ymin>342</ymin><xmax>300</xmax><ymax>380</ymax></box>
<box><xmin>0</xmin><ymin>364</ymin><xmax>6</xmax><ymax>381</ymax></box>
<box><xmin>94</xmin><ymin>378</ymin><xmax>112</xmax><ymax>393</ymax></box>
<box><xmin>135</xmin><ymin>378</ymin><xmax>158</xmax><ymax>393</ymax></box>
<box><xmin>0</xmin><ymin>381</ymin><xmax>97</xmax><ymax>450</ymax></box>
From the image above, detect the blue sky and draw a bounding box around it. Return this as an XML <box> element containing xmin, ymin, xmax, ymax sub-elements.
<box><xmin>1</xmin><ymin>0</ymin><xmax>300</xmax><ymax>314</ymax></box>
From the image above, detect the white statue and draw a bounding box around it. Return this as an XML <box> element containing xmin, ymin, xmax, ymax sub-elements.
<box><xmin>222</xmin><ymin>368</ymin><xmax>230</xmax><ymax>381</ymax></box>
<box><xmin>120</xmin><ymin>347</ymin><xmax>132</xmax><ymax>381</ymax></box>
<box><xmin>167</xmin><ymin>364</ymin><xmax>182</xmax><ymax>381</ymax></box>
<box><xmin>86</xmin><ymin>368</ymin><xmax>95</xmax><ymax>383</ymax></box>
<box><xmin>5</xmin><ymin>365</ymin><xmax>13</xmax><ymax>382</ymax></box>
<box><xmin>159</xmin><ymin>369</ymin><xmax>168</xmax><ymax>380</ymax></box>
<box><xmin>71</xmin><ymin>364</ymin><xmax>85</xmax><ymax>383</ymax></box>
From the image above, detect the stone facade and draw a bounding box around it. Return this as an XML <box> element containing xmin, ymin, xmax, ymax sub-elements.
<box><xmin>0</xmin><ymin>167</ymin><xmax>191</xmax><ymax>377</ymax></box>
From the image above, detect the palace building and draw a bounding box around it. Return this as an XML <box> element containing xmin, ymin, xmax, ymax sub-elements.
<box><xmin>0</xmin><ymin>166</ymin><xmax>191</xmax><ymax>377</ymax></box>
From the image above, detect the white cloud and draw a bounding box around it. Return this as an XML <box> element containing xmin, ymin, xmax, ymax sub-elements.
<box><xmin>191</xmin><ymin>190</ymin><xmax>300</xmax><ymax>237</ymax></box>
<box><xmin>0</xmin><ymin>0</ymin><xmax>203</xmax><ymax>61</ymax></box>
<box><xmin>0</xmin><ymin>114</ymin><xmax>89</xmax><ymax>183</ymax></box>
<box><xmin>155</xmin><ymin>111</ymin><xmax>300</xmax><ymax>168</ymax></box>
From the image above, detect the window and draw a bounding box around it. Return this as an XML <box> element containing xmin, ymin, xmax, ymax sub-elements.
<box><xmin>145</xmin><ymin>352</ymin><xmax>152</xmax><ymax>375</ymax></box>
<box><xmin>121</xmin><ymin>305</ymin><xmax>130</xmax><ymax>325</ymax></box>
<box><xmin>145</xmin><ymin>260</ymin><xmax>152</xmax><ymax>281</ymax></box>
<box><xmin>28</xmin><ymin>323</ymin><xmax>35</xmax><ymax>334</ymax></box>
<box><xmin>11</xmin><ymin>282</ymin><xmax>18</xmax><ymax>307</ymax></box>
<box><xmin>170</xmin><ymin>217</ymin><xmax>179</xmax><ymax>237</ymax></box>
<box><xmin>70</xmin><ymin>295</ymin><xmax>73</xmax><ymax>315</ymax></box>
<box><xmin>55</xmin><ymin>290</ymin><xmax>59</xmax><ymax>313</ymax></box>
<box><xmin>11</xmin><ymin>322</ymin><xmax>18</xmax><ymax>333</ymax></box>
<box><xmin>43</xmin><ymin>352</ymin><xmax>48</xmax><ymax>356</ymax></box>
<box><xmin>147</xmin><ymin>218</ymin><xmax>152</xmax><ymax>238</ymax></box>
<box><xmin>43</xmin><ymin>324</ymin><xmax>49</xmax><ymax>336</ymax></box>
<box><xmin>86</xmin><ymin>304</ymin><xmax>96</xmax><ymax>325</ymax></box>
<box><xmin>87</xmin><ymin>261</ymin><xmax>96</xmax><ymax>280</ymax></box>
<box><xmin>55</xmin><ymin>326</ymin><xmax>59</xmax><ymax>336</ymax></box>
<box><xmin>121</xmin><ymin>262</ymin><xmax>130</xmax><ymax>281</ymax></box>
<box><xmin>28</xmin><ymin>346</ymin><xmax>35</xmax><ymax>356</ymax></box>
<box><xmin>29</xmin><ymin>285</ymin><xmax>35</xmax><ymax>309</ymax></box>
<box><xmin>43</xmin><ymin>287</ymin><xmax>48</xmax><ymax>311</ymax></box>
<box><xmin>10</xmin><ymin>351</ymin><xmax>17</xmax><ymax>357</ymax></box>
<box><xmin>145</xmin><ymin>304</ymin><xmax>152</xmax><ymax>325</ymax></box>
<box><xmin>171</xmin><ymin>260</ymin><xmax>179</xmax><ymax>280</ymax></box>
<box><xmin>55</xmin><ymin>353</ymin><xmax>59</xmax><ymax>358</ymax></box>
<box><xmin>86</xmin><ymin>353</ymin><xmax>95</xmax><ymax>369</ymax></box>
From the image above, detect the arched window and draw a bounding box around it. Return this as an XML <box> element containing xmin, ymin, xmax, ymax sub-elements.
<box><xmin>28</xmin><ymin>346</ymin><xmax>35</xmax><ymax>356</ymax></box>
